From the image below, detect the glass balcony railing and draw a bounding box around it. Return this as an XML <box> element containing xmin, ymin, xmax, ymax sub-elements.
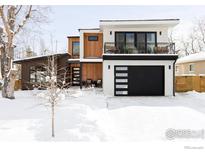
<box><xmin>104</xmin><ymin>42</ymin><xmax>176</xmax><ymax>54</ymax></box>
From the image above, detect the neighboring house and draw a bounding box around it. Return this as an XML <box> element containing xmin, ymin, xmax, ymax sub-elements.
<box><xmin>14</xmin><ymin>53</ymin><xmax>69</xmax><ymax>90</ymax></box>
<box><xmin>176</xmin><ymin>52</ymin><xmax>205</xmax><ymax>76</ymax></box>
<box><xmin>67</xmin><ymin>19</ymin><xmax>179</xmax><ymax>96</ymax></box>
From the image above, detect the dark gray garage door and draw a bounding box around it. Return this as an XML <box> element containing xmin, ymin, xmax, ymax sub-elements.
<box><xmin>114</xmin><ymin>66</ymin><xmax>164</xmax><ymax>96</ymax></box>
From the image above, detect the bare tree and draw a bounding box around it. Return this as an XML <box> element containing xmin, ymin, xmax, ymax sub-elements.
<box><xmin>0</xmin><ymin>5</ymin><xmax>50</xmax><ymax>99</ymax></box>
<box><xmin>40</xmin><ymin>38</ymin><xmax>47</xmax><ymax>55</ymax></box>
<box><xmin>168</xmin><ymin>29</ymin><xmax>174</xmax><ymax>44</ymax></box>
<box><xmin>189</xmin><ymin>32</ymin><xmax>197</xmax><ymax>54</ymax></box>
<box><xmin>180</xmin><ymin>37</ymin><xmax>190</xmax><ymax>56</ymax></box>
<box><xmin>197</xmin><ymin>19</ymin><xmax>205</xmax><ymax>46</ymax></box>
<box><xmin>36</xmin><ymin>54</ymin><xmax>71</xmax><ymax>137</ymax></box>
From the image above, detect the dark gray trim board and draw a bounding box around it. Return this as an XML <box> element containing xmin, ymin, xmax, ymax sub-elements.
<box><xmin>80</xmin><ymin>62</ymin><xmax>82</xmax><ymax>89</ymax></box>
<box><xmin>103</xmin><ymin>54</ymin><xmax>178</xmax><ymax>60</ymax></box>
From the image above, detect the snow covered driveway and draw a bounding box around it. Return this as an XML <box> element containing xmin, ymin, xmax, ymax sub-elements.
<box><xmin>0</xmin><ymin>88</ymin><xmax>205</xmax><ymax>141</ymax></box>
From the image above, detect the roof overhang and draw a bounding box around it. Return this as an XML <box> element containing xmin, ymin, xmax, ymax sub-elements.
<box><xmin>67</xmin><ymin>59</ymin><xmax>80</xmax><ymax>64</ymax></box>
<box><xmin>80</xmin><ymin>58</ymin><xmax>103</xmax><ymax>63</ymax></box>
<box><xmin>176</xmin><ymin>52</ymin><xmax>205</xmax><ymax>64</ymax></box>
<box><xmin>67</xmin><ymin>36</ymin><xmax>79</xmax><ymax>38</ymax></box>
<box><xmin>100</xmin><ymin>19</ymin><xmax>180</xmax><ymax>29</ymax></box>
<box><xmin>14</xmin><ymin>53</ymin><xmax>69</xmax><ymax>64</ymax></box>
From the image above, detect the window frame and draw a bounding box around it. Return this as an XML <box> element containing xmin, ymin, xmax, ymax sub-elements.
<box><xmin>72</xmin><ymin>41</ymin><xmax>80</xmax><ymax>56</ymax></box>
<box><xmin>115</xmin><ymin>32</ymin><xmax>157</xmax><ymax>53</ymax></box>
<box><xmin>88</xmin><ymin>35</ymin><xmax>98</xmax><ymax>41</ymax></box>
<box><xmin>29</xmin><ymin>65</ymin><xmax>47</xmax><ymax>83</ymax></box>
<box><xmin>189</xmin><ymin>63</ymin><xmax>195</xmax><ymax>72</ymax></box>
<box><xmin>175</xmin><ymin>65</ymin><xmax>179</xmax><ymax>73</ymax></box>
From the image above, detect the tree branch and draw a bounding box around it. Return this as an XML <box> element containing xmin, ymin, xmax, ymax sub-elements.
<box><xmin>15</xmin><ymin>5</ymin><xmax>22</xmax><ymax>16</ymax></box>
<box><xmin>0</xmin><ymin>5</ymin><xmax>10</xmax><ymax>35</ymax></box>
<box><xmin>14</xmin><ymin>5</ymin><xmax>32</xmax><ymax>35</ymax></box>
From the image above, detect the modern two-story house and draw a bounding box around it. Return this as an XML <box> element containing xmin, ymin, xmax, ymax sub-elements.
<box><xmin>67</xmin><ymin>19</ymin><xmax>179</xmax><ymax>96</ymax></box>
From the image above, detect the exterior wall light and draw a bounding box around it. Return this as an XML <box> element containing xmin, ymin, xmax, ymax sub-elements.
<box><xmin>159</xmin><ymin>31</ymin><xmax>162</xmax><ymax>35</ymax></box>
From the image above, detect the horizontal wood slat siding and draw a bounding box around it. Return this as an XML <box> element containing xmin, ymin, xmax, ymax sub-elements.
<box><xmin>84</xmin><ymin>33</ymin><xmax>103</xmax><ymax>58</ymax></box>
<box><xmin>175</xmin><ymin>76</ymin><xmax>205</xmax><ymax>92</ymax></box>
<box><xmin>82</xmin><ymin>63</ymin><xmax>102</xmax><ymax>81</ymax></box>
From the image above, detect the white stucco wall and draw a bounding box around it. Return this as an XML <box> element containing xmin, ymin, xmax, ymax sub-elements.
<box><xmin>103</xmin><ymin>60</ymin><xmax>175</xmax><ymax>96</ymax></box>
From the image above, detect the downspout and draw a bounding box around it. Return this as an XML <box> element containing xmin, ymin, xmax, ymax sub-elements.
<box><xmin>173</xmin><ymin>60</ymin><xmax>177</xmax><ymax>96</ymax></box>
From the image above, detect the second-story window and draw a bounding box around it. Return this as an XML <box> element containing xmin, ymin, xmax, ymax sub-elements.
<box><xmin>88</xmin><ymin>36</ymin><xmax>98</xmax><ymax>41</ymax></box>
<box><xmin>115</xmin><ymin>32</ymin><xmax>156</xmax><ymax>54</ymax></box>
<box><xmin>72</xmin><ymin>42</ymin><xmax>80</xmax><ymax>56</ymax></box>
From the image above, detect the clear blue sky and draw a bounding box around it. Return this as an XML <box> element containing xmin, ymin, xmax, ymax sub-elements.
<box><xmin>39</xmin><ymin>5</ymin><xmax>205</xmax><ymax>52</ymax></box>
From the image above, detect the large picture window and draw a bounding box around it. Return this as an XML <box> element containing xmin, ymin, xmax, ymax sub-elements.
<box><xmin>29</xmin><ymin>66</ymin><xmax>48</xmax><ymax>83</ymax></box>
<box><xmin>115</xmin><ymin>32</ymin><xmax>157</xmax><ymax>54</ymax></box>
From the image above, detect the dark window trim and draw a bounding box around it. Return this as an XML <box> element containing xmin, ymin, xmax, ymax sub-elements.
<box><xmin>88</xmin><ymin>35</ymin><xmax>98</xmax><ymax>41</ymax></box>
<box><xmin>115</xmin><ymin>32</ymin><xmax>157</xmax><ymax>53</ymax></box>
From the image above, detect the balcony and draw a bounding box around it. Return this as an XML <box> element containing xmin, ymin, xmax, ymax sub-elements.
<box><xmin>104</xmin><ymin>42</ymin><xmax>176</xmax><ymax>54</ymax></box>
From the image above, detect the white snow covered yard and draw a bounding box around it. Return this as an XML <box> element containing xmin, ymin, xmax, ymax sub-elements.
<box><xmin>0</xmin><ymin>88</ymin><xmax>205</xmax><ymax>142</ymax></box>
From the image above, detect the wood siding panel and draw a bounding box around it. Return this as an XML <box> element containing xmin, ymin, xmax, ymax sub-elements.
<box><xmin>175</xmin><ymin>76</ymin><xmax>205</xmax><ymax>92</ymax></box>
<box><xmin>82</xmin><ymin>63</ymin><xmax>102</xmax><ymax>81</ymax></box>
<box><xmin>68</xmin><ymin>37</ymin><xmax>80</xmax><ymax>58</ymax></box>
<box><xmin>84</xmin><ymin>33</ymin><xmax>103</xmax><ymax>58</ymax></box>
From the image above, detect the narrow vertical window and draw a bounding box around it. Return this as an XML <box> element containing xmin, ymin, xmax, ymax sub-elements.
<box><xmin>72</xmin><ymin>42</ymin><xmax>80</xmax><ymax>56</ymax></box>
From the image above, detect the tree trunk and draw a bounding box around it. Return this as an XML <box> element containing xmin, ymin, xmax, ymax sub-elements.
<box><xmin>52</xmin><ymin>103</ymin><xmax>55</xmax><ymax>137</ymax></box>
<box><xmin>1</xmin><ymin>47</ymin><xmax>16</xmax><ymax>99</ymax></box>
<box><xmin>0</xmin><ymin>6</ymin><xmax>17</xmax><ymax>99</ymax></box>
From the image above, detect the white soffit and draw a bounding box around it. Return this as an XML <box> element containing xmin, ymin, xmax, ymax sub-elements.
<box><xmin>99</xmin><ymin>19</ymin><xmax>180</xmax><ymax>28</ymax></box>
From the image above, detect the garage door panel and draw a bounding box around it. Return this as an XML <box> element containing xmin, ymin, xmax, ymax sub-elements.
<box><xmin>115</xmin><ymin>66</ymin><xmax>164</xmax><ymax>96</ymax></box>
<box><xmin>128</xmin><ymin>66</ymin><xmax>164</xmax><ymax>96</ymax></box>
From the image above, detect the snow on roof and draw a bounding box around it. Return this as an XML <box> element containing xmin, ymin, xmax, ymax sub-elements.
<box><xmin>176</xmin><ymin>52</ymin><xmax>205</xmax><ymax>64</ymax></box>
<box><xmin>14</xmin><ymin>52</ymin><xmax>68</xmax><ymax>63</ymax></box>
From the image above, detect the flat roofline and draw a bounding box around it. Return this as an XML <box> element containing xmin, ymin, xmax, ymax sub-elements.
<box><xmin>14</xmin><ymin>53</ymin><xmax>69</xmax><ymax>63</ymax></box>
<box><xmin>78</xmin><ymin>28</ymin><xmax>100</xmax><ymax>31</ymax></box>
<box><xmin>100</xmin><ymin>19</ymin><xmax>180</xmax><ymax>22</ymax></box>
<box><xmin>67</xmin><ymin>36</ymin><xmax>79</xmax><ymax>38</ymax></box>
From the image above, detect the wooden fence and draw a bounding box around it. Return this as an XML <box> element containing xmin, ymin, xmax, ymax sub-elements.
<box><xmin>14</xmin><ymin>80</ymin><xmax>22</xmax><ymax>91</ymax></box>
<box><xmin>14</xmin><ymin>77</ymin><xmax>205</xmax><ymax>92</ymax></box>
<box><xmin>175</xmin><ymin>76</ymin><xmax>205</xmax><ymax>92</ymax></box>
